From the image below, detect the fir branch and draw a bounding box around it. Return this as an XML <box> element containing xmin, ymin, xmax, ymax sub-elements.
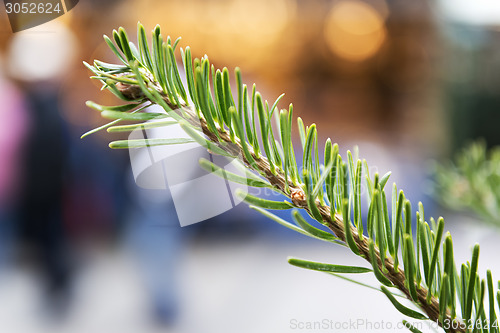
<box><xmin>434</xmin><ymin>141</ymin><xmax>500</xmax><ymax>226</ymax></box>
<box><xmin>82</xmin><ymin>23</ymin><xmax>500</xmax><ymax>333</ymax></box>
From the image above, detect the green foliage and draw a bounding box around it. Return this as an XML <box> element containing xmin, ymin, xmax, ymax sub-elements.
<box><xmin>108</xmin><ymin>137</ymin><xmax>194</xmax><ymax>149</ymax></box>
<box><xmin>83</xmin><ymin>23</ymin><xmax>500</xmax><ymax>332</ymax></box>
<box><xmin>288</xmin><ymin>258</ymin><xmax>372</xmax><ymax>274</ymax></box>
<box><xmin>381</xmin><ymin>286</ymin><xmax>427</xmax><ymax>320</ymax></box>
<box><xmin>434</xmin><ymin>141</ymin><xmax>500</xmax><ymax>226</ymax></box>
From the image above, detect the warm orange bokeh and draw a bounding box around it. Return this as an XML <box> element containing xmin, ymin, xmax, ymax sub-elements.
<box><xmin>324</xmin><ymin>0</ymin><xmax>386</xmax><ymax>62</ymax></box>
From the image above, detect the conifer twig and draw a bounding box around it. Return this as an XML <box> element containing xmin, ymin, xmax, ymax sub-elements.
<box><xmin>82</xmin><ymin>23</ymin><xmax>500</xmax><ymax>333</ymax></box>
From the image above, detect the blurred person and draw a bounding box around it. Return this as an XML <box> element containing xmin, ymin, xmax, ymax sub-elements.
<box><xmin>14</xmin><ymin>80</ymin><xmax>75</xmax><ymax>318</ymax></box>
<box><xmin>4</xmin><ymin>20</ymin><xmax>80</xmax><ymax>320</ymax></box>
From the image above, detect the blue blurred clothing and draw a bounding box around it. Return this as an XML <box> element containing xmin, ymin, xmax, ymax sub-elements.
<box><xmin>125</xmin><ymin>179</ymin><xmax>185</xmax><ymax>325</ymax></box>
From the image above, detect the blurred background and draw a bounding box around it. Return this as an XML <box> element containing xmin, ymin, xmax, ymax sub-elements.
<box><xmin>1</xmin><ymin>0</ymin><xmax>500</xmax><ymax>332</ymax></box>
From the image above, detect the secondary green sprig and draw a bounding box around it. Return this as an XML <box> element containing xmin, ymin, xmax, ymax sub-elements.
<box><xmin>83</xmin><ymin>23</ymin><xmax>499</xmax><ymax>333</ymax></box>
<box><xmin>434</xmin><ymin>141</ymin><xmax>500</xmax><ymax>227</ymax></box>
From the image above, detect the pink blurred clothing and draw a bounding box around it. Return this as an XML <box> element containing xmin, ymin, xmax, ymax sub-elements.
<box><xmin>0</xmin><ymin>77</ymin><xmax>27</xmax><ymax>206</ymax></box>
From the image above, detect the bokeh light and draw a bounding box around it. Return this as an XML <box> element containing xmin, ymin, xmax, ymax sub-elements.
<box><xmin>324</xmin><ymin>0</ymin><xmax>387</xmax><ymax>62</ymax></box>
<box><xmin>131</xmin><ymin>0</ymin><xmax>295</xmax><ymax>70</ymax></box>
<box><xmin>7</xmin><ymin>21</ymin><xmax>77</xmax><ymax>81</ymax></box>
